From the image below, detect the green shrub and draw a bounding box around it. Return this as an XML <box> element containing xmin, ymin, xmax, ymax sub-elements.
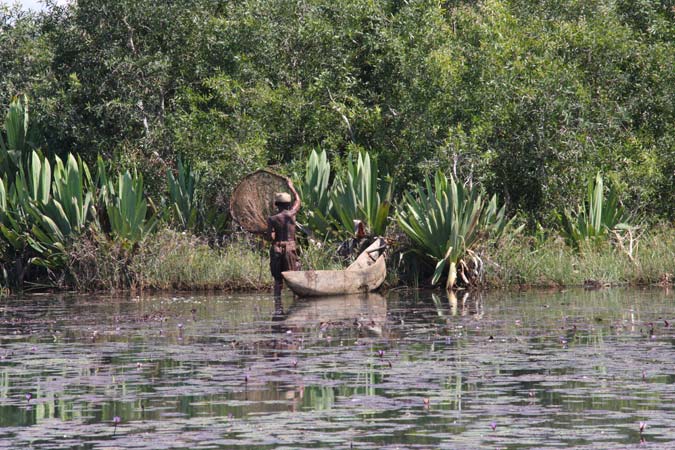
<box><xmin>331</xmin><ymin>151</ymin><xmax>393</xmax><ymax>238</ymax></box>
<box><xmin>97</xmin><ymin>157</ymin><xmax>157</xmax><ymax>246</ymax></box>
<box><xmin>0</xmin><ymin>151</ymin><xmax>95</xmax><ymax>281</ymax></box>
<box><xmin>296</xmin><ymin>149</ymin><xmax>334</xmax><ymax>237</ymax></box>
<box><xmin>558</xmin><ymin>172</ymin><xmax>629</xmax><ymax>251</ymax></box>
<box><xmin>398</xmin><ymin>171</ymin><xmax>514</xmax><ymax>290</ymax></box>
<box><xmin>166</xmin><ymin>156</ymin><xmax>199</xmax><ymax>231</ymax></box>
<box><xmin>0</xmin><ymin>95</ymin><xmax>38</xmax><ymax>183</ymax></box>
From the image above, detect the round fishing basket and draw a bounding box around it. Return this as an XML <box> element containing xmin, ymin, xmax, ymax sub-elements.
<box><xmin>229</xmin><ymin>169</ymin><xmax>295</xmax><ymax>234</ymax></box>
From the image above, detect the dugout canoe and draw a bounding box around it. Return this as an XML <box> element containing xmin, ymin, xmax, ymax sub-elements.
<box><xmin>282</xmin><ymin>238</ymin><xmax>386</xmax><ymax>297</ymax></box>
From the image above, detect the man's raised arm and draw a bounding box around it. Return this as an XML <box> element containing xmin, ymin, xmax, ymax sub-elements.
<box><xmin>288</xmin><ymin>180</ymin><xmax>301</xmax><ymax>215</ymax></box>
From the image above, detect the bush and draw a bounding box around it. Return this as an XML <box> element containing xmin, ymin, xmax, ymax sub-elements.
<box><xmin>397</xmin><ymin>171</ymin><xmax>515</xmax><ymax>290</ymax></box>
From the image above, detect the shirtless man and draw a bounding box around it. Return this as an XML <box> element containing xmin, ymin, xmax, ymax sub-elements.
<box><xmin>267</xmin><ymin>183</ymin><xmax>301</xmax><ymax>297</ymax></box>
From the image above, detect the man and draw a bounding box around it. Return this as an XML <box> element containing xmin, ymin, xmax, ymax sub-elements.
<box><xmin>267</xmin><ymin>182</ymin><xmax>301</xmax><ymax>297</ymax></box>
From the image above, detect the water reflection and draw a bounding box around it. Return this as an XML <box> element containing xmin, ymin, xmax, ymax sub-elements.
<box><xmin>0</xmin><ymin>288</ymin><xmax>674</xmax><ymax>448</ymax></box>
<box><xmin>283</xmin><ymin>293</ymin><xmax>386</xmax><ymax>334</ymax></box>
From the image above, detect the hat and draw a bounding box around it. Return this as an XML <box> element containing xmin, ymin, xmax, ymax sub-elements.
<box><xmin>274</xmin><ymin>192</ymin><xmax>291</xmax><ymax>204</ymax></box>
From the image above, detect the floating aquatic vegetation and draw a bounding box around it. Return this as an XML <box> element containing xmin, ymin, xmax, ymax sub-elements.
<box><xmin>0</xmin><ymin>289</ymin><xmax>674</xmax><ymax>448</ymax></box>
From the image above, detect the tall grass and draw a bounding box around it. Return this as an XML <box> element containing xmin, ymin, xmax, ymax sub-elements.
<box><xmin>133</xmin><ymin>231</ymin><xmax>271</xmax><ymax>291</ymax></box>
<box><xmin>487</xmin><ymin>228</ymin><xmax>675</xmax><ymax>288</ymax></box>
<box><xmin>68</xmin><ymin>229</ymin><xmax>272</xmax><ymax>291</ymax></box>
<box><xmin>298</xmin><ymin>239</ymin><xmax>344</xmax><ymax>271</ymax></box>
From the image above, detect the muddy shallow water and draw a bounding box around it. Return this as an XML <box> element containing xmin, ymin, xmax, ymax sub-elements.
<box><xmin>0</xmin><ymin>288</ymin><xmax>674</xmax><ymax>449</ymax></box>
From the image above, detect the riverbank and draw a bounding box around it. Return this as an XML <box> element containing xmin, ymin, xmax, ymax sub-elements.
<box><xmin>18</xmin><ymin>226</ymin><xmax>665</xmax><ymax>294</ymax></box>
<box><xmin>486</xmin><ymin>227</ymin><xmax>675</xmax><ymax>289</ymax></box>
<box><xmin>62</xmin><ymin>229</ymin><xmax>274</xmax><ymax>293</ymax></box>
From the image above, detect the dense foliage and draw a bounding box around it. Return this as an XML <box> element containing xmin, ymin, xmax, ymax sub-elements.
<box><xmin>558</xmin><ymin>172</ymin><xmax>630</xmax><ymax>251</ymax></box>
<box><xmin>2</xmin><ymin>0</ymin><xmax>675</xmax><ymax>290</ymax></box>
<box><xmin>398</xmin><ymin>171</ymin><xmax>513</xmax><ymax>289</ymax></box>
<box><xmin>2</xmin><ymin>0</ymin><xmax>675</xmax><ymax>222</ymax></box>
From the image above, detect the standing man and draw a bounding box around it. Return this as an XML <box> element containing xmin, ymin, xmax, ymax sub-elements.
<box><xmin>268</xmin><ymin>182</ymin><xmax>301</xmax><ymax>297</ymax></box>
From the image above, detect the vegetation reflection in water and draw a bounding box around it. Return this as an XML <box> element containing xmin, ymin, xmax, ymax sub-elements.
<box><xmin>0</xmin><ymin>288</ymin><xmax>674</xmax><ymax>448</ymax></box>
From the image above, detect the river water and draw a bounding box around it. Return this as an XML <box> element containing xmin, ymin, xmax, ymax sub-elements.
<box><xmin>0</xmin><ymin>288</ymin><xmax>674</xmax><ymax>449</ymax></box>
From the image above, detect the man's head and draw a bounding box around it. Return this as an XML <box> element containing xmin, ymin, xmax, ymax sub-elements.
<box><xmin>274</xmin><ymin>192</ymin><xmax>292</xmax><ymax>210</ymax></box>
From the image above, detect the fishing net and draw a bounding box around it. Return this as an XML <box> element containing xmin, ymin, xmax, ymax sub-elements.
<box><xmin>230</xmin><ymin>169</ymin><xmax>294</xmax><ymax>234</ymax></box>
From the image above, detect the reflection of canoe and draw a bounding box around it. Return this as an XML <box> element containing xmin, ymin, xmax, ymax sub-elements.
<box><xmin>284</xmin><ymin>293</ymin><xmax>387</xmax><ymax>333</ymax></box>
<box><xmin>282</xmin><ymin>238</ymin><xmax>386</xmax><ymax>297</ymax></box>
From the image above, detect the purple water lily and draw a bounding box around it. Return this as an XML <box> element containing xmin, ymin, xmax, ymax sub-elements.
<box><xmin>113</xmin><ymin>416</ymin><xmax>121</xmax><ymax>435</ymax></box>
<box><xmin>490</xmin><ymin>422</ymin><xmax>497</xmax><ymax>431</ymax></box>
<box><xmin>639</xmin><ymin>422</ymin><xmax>646</xmax><ymax>433</ymax></box>
<box><xmin>25</xmin><ymin>393</ymin><xmax>31</xmax><ymax>402</ymax></box>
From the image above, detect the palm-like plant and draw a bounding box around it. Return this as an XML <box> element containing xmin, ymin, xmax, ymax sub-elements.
<box><xmin>0</xmin><ymin>95</ymin><xmax>38</xmax><ymax>182</ymax></box>
<box><xmin>27</xmin><ymin>153</ymin><xmax>95</xmax><ymax>268</ymax></box>
<box><xmin>296</xmin><ymin>149</ymin><xmax>333</xmax><ymax>235</ymax></box>
<box><xmin>0</xmin><ymin>151</ymin><xmax>96</xmax><ymax>274</ymax></box>
<box><xmin>95</xmin><ymin>157</ymin><xmax>157</xmax><ymax>245</ymax></box>
<box><xmin>105</xmin><ymin>170</ymin><xmax>157</xmax><ymax>244</ymax></box>
<box><xmin>331</xmin><ymin>152</ymin><xmax>393</xmax><ymax>238</ymax></box>
<box><xmin>167</xmin><ymin>157</ymin><xmax>199</xmax><ymax>230</ymax></box>
<box><xmin>559</xmin><ymin>172</ymin><xmax>628</xmax><ymax>250</ymax></box>
<box><xmin>397</xmin><ymin>171</ymin><xmax>512</xmax><ymax>290</ymax></box>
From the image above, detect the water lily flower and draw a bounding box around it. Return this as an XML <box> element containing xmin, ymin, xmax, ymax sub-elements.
<box><xmin>25</xmin><ymin>393</ymin><xmax>31</xmax><ymax>402</ymax></box>
<box><xmin>639</xmin><ymin>422</ymin><xmax>646</xmax><ymax>433</ymax></box>
<box><xmin>490</xmin><ymin>422</ymin><xmax>497</xmax><ymax>431</ymax></box>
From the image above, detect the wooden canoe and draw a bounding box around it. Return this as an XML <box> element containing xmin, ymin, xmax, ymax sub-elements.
<box><xmin>282</xmin><ymin>238</ymin><xmax>386</xmax><ymax>297</ymax></box>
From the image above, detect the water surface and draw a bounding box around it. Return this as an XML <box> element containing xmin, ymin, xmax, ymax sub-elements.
<box><xmin>1</xmin><ymin>288</ymin><xmax>674</xmax><ymax>448</ymax></box>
